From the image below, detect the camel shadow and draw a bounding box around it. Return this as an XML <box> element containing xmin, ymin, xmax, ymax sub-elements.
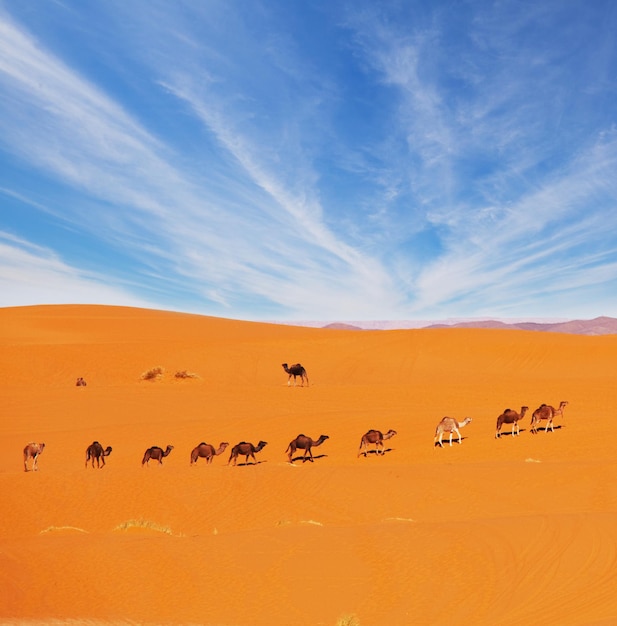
<box><xmin>233</xmin><ymin>460</ymin><xmax>267</xmax><ymax>467</ymax></box>
<box><xmin>433</xmin><ymin>438</ymin><xmax>468</xmax><ymax>448</ymax></box>
<box><xmin>290</xmin><ymin>453</ymin><xmax>328</xmax><ymax>463</ymax></box>
<box><xmin>532</xmin><ymin>425</ymin><xmax>563</xmax><ymax>434</ymax></box>
<box><xmin>361</xmin><ymin>448</ymin><xmax>395</xmax><ymax>456</ymax></box>
<box><xmin>496</xmin><ymin>429</ymin><xmax>527</xmax><ymax>438</ymax></box>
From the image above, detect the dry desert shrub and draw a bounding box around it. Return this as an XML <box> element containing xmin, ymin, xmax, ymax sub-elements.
<box><xmin>113</xmin><ymin>519</ymin><xmax>182</xmax><ymax>536</ymax></box>
<box><xmin>140</xmin><ymin>366</ymin><xmax>165</xmax><ymax>381</ymax></box>
<box><xmin>336</xmin><ymin>616</ymin><xmax>360</xmax><ymax>626</ymax></box>
<box><xmin>174</xmin><ymin>369</ymin><xmax>199</xmax><ymax>379</ymax></box>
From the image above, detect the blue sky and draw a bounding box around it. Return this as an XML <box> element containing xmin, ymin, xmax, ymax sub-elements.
<box><xmin>2</xmin><ymin>1</ymin><xmax>617</xmax><ymax>322</ymax></box>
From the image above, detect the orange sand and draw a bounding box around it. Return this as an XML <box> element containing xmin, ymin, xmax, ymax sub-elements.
<box><xmin>1</xmin><ymin>304</ymin><xmax>616</xmax><ymax>626</ymax></box>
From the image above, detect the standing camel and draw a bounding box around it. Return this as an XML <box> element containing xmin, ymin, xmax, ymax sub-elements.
<box><xmin>23</xmin><ymin>442</ymin><xmax>45</xmax><ymax>472</ymax></box>
<box><xmin>228</xmin><ymin>441</ymin><xmax>268</xmax><ymax>466</ymax></box>
<box><xmin>530</xmin><ymin>401</ymin><xmax>568</xmax><ymax>434</ymax></box>
<box><xmin>142</xmin><ymin>445</ymin><xmax>174</xmax><ymax>466</ymax></box>
<box><xmin>495</xmin><ymin>406</ymin><xmax>528</xmax><ymax>438</ymax></box>
<box><xmin>358</xmin><ymin>429</ymin><xmax>397</xmax><ymax>457</ymax></box>
<box><xmin>190</xmin><ymin>442</ymin><xmax>229</xmax><ymax>465</ymax></box>
<box><xmin>85</xmin><ymin>441</ymin><xmax>112</xmax><ymax>468</ymax></box>
<box><xmin>286</xmin><ymin>434</ymin><xmax>329</xmax><ymax>463</ymax></box>
<box><xmin>282</xmin><ymin>363</ymin><xmax>309</xmax><ymax>387</ymax></box>
<box><xmin>434</xmin><ymin>417</ymin><xmax>473</xmax><ymax>447</ymax></box>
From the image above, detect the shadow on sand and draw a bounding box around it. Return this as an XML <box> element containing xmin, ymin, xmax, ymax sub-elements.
<box><xmin>289</xmin><ymin>453</ymin><xmax>328</xmax><ymax>463</ymax></box>
<box><xmin>359</xmin><ymin>448</ymin><xmax>395</xmax><ymax>457</ymax></box>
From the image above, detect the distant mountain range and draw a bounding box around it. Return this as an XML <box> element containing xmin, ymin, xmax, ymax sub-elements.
<box><xmin>320</xmin><ymin>316</ymin><xmax>617</xmax><ymax>335</ymax></box>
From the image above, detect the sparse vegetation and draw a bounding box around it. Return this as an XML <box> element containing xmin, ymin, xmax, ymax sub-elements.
<box><xmin>39</xmin><ymin>525</ymin><xmax>88</xmax><ymax>534</ymax></box>
<box><xmin>113</xmin><ymin>519</ymin><xmax>182</xmax><ymax>536</ymax></box>
<box><xmin>174</xmin><ymin>369</ymin><xmax>199</xmax><ymax>379</ymax></box>
<box><xmin>336</xmin><ymin>615</ymin><xmax>360</xmax><ymax>626</ymax></box>
<box><xmin>140</xmin><ymin>366</ymin><xmax>165</xmax><ymax>381</ymax></box>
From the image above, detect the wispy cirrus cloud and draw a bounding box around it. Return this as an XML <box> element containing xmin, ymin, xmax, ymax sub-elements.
<box><xmin>1</xmin><ymin>1</ymin><xmax>617</xmax><ymax>321</ymax></box>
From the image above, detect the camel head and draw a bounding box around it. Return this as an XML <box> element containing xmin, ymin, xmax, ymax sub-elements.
<box><xmin>256</xmin><ymin>440</ymin><xmax>268</xmax><ymax>452</ymax></box>
<box><xmin>316</xmin><ymin>434</ymin><xmax>329</xmax><ymax>444</ymax></box>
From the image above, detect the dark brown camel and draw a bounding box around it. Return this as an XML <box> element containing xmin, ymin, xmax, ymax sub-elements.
<box><xmin>190</xmin><ymin>442</ymin><xmax>229</xmax><ymax>465</ymax></box>
<box><xmin>282</xmin><ymin>363</ymin><xmax>309</xmax><ymax>387</ymax></box>
<box><xmin>495</xmin><ymin>406</ymin><xmax>528</xmax><ymax>438</ymax></box>
<box><xmin>142</xmin><ymin>445</ymin><xmax>174</xmax><ymax>466</ymax></box>
<box><xmin>434</xmin><ymin>417</ymin><xmax>473</xmax><ymax>447</ymax></box>
<box><xmin>358</xmin><ymin>429</ymin><xmax>397</xmax><ymax>457</ymax></box>
<box><xmin>286</xmin><ymin>434</ymin><xmax>329</xmax><ymax>463</ymax></box>
<box><xmin>75</xmin><ymin>377</ymin><xmax>87</xmax><ymax>386</ymax></box>
<box><xmin>85</xmin><ymin>441</ymin><xmax>112</xmax><ymax>468</ymax></box>
<box><xmin>228</xmin><ymin>441</ymin><xmax>268</xmax><ymax>466</ymax></box>
<box><xmin>23</xmin><ymin>442</ymin><xmax>45</xmax><ymax>472</ymax></box>
<box><xmin>530</xmin><ymin>401</ymin><xmax>568</xmax><ymax>434</ymax></box>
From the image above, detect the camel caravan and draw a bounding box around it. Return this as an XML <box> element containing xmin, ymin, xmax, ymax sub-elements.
<box><xmin>21</xmin><ymin>374</ymin><xmax>567</xmax><ymax>470</ymax></box>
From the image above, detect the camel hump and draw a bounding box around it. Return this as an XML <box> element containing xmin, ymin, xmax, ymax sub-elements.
<box><xmin>503</xmin><ymin>408</ymin><xmax>511</xmax><ymax>413</ymax></box>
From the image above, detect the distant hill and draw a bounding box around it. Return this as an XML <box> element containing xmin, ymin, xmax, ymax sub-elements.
<box><xmin>322</xmin><ymin>322</ymin><xmax>363</xmax><ymax>330</ymax></box>
<box><xmin>425</xmin><ymin>316</ymin><xmax>617</xmax><ymax>335</ymax></box>
<box><xmin>309</xmin><ymin>316</ymin><xmax>617</xmax><ymax>335</ymax></box>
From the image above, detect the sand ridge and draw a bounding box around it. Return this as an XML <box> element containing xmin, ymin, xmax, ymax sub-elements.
<box><xmin>1</xmin><ymin>304</ymin><xmax>617</xmax><ymax>625</ymax></box>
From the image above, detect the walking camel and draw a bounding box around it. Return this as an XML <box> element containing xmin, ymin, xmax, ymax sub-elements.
<box><xmin>358</xmin><ymin>429</ymin><xmax>397</xmax><ymax>457</ymax></box>
<box><xmin>190</xmin><ymin>442</ymin><xmax>229</xmax><ymax>465</ymax></box>
<box><xmin>286</xmin><ymin>434</ymin><xmax>329</xmax><ymax>463</ymax></box>
<box><xmin>142</xmin><ymin>445</ymin><xmax>174</xmax><ymax>466</ymax></box>
<box><xmin>434</xmin><ymin>417</ymin><xmax>472</xmax><ymax>447</ymax></box>
<box><xmin>282</xmin><ymin>363</ymin><xmax>309</xmax><ymax>387</ymax></box>
<box><xmin>530</xmin><ymin>401</ymin><xmax>568</xmax><ymax>434</ymax></box>
<box><xmin>228</xmin><ymin>441</ymin><xmax>268</xmax><ymax>466</ymax></box>
<box><xmin>23</xmin><ymin>442</ymin><xmax>45</xmax><ymax>472</ymax></box>
<box><xmin>495</xmin><ymin>406</ymin><xmax>528</xmax><ymax>438</ymax></box>
<box><xmin>85</xmin><ymin>441</ymin><xmax>112</xmax><ymax>468</ymax></box>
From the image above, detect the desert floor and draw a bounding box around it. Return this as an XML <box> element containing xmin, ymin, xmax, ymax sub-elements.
<box><xmin>1</xmin><ymin>305</ymin><xmax>616</xmax><ymax>626</ymax></box>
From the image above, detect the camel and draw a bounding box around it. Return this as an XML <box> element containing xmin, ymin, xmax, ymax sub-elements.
<box><xmin>85</xmin><ymin>441</ymin><xmax>112</xmax><ymax>468</ymax></box>
<box><xmin>190</xmin><ymin>442</ymin><xmax>229</xmax><ymax>465</ymax></box>
<box><xmin>228</xmin><ymin>440</ymin><xmax>268</xmax><ymax>466</ymax></box>
<box><xmin>141</xmin><ymin>445</ymin><xmax>174</xmax><ymax>466</ymax></box>
<box><xmin>495</xmin><ymin>406</ymin><xmax>528</xmax><ymax>438</ymax></box>
<box><xmin>23</xmin><ymin>442</ymin><xmax>45</xmax><ymax>472</ymax></box>
<box><xmin>358</xmin><ymin>429</ymin><xmax>397</xmax><ymax>457</ymax></box>
<box><xmin>75</xmin><ymin>377</ymin><xmax>87</xmax><ymax>386</ymax></box>
<box><xmin>530</xmin><ymin>401</ymin><xmax>568</xmax><ymax>434</ymax></box>
<box><xmin>286</xmin><ymin>434</ymin><xmax>329</xmax><ymax>463</ymax></box>
<box><xmin>282</xmin><ymin>363</ymin><xmax>309</xmax><ymax>387</ymax></box>
<box><xmin>434</xmin><ymin>417</ymin><xmax>472</xmax><ymax>447</ymax></box>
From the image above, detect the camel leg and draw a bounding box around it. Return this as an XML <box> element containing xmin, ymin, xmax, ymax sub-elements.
<box><xmin>437</xmin><ymin>433</ymin><xmax>444</xmax><ymax>447</ymax></box>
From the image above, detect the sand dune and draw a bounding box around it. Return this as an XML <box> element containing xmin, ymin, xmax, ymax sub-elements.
<box><xmin>1</xmin><ymin>304</ymin><xmax>617</xmax><ymax>625</ymax></box>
